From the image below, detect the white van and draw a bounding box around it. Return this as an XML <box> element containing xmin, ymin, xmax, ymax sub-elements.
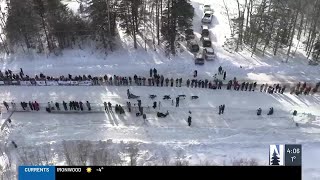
<box><xmin>202</xmin><ymin>37</ymin><xmax>212</xmax><ymax>47</ymax></box>
<box><xmin>204</xmin><ymin>47</ymin><xmax>216</xmax><ymax>60</ymax></box>
<box><xmin>194</xmin><ymin>50</ymin><xmax>205</xmax><ymax>65</ymax></box>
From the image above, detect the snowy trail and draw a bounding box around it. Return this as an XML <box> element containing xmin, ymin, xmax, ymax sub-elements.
<box><xmin>0</xmin><ymin>84</ymin><xmax>320</xmax><ymax>146</ymax></box>
<box><xmin>1</xmin><ymin>86</ymin><xmax>320</xmax><ymax>113</ymax></box>
<box><xmin>1</xmin><ymin>57</ymin><xmax>319</xmax><ymax>84</ymax></box>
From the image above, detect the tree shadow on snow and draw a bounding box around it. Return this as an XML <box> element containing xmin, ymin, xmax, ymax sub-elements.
<box><xmin>294</xmin><ymin>95</ymin><xmax>320</xmax><ymax>106</ymax></box>
<box><xmin>269</xmin><ymin>93</ymin><xmax>300</xmax><ymax>106</ymax></box>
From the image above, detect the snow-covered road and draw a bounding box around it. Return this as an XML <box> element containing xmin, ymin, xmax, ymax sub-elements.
<box><xmin>0</xmin><ymin>85</ymin><xmax>320</xmax><ymax>179</ymax></box>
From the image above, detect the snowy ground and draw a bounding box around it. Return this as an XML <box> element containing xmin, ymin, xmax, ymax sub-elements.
<box><xmin>0</xmin><ymin>0</ymin><xmax>318</xmax><ymax>85</ymax></box>
<box><xmin>0</xmin><ymin>0</ymin><xmax>320</xmax><ymax>180</ymax></box>
<box><xmin>0</xmin><ymin>86</ymin><xmax>320</xmax><ymax>179</ymax></box>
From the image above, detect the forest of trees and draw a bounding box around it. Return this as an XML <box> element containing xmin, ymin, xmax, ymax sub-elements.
<box><xmin>1</xmin><ymin>0</ymin><xmax>320</xmax><ymax>61</ymax></box>
<box><xmin>229</xmin><ymin>0</ymin><xmax>320</xmax><ymax>62</ymax></box>
<box><xmin>1</xmin><ymin>0</ymin><xmax>194</xmax><ymax>56</ymax></box>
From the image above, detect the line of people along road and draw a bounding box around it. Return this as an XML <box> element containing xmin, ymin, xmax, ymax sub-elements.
<box><xmin>1</xmin><ymin>68</ymin><xmax>319</xmax><ymax>96</ymax></box>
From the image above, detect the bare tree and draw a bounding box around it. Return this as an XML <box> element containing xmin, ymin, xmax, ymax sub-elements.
<box><xmin>127</xmin><ymin>144</ymin><xmax>139</xmax><ymax>166</ymax></box>
<box><xmin>223</xmin><ymin>0</ymin><xmax>234</xmax><ymax>36</ymax></box>
<box><xmin>286</xmin><ymin>6</ymin><xmax>300</xmax><ymax>62</ymax></box>
<box><xmin>74</xmin><ymin>141</ymin><xmax>91</xmax><ymax>166</ymax></box>
<box><xmin>62</xmin><ymin>140</ymin><xmax>74</xmax><ymax>166</ymax></box>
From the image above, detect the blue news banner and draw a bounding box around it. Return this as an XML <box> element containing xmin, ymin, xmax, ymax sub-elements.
<box><xmin>19</xmin><ymin>165</ymin><xmax>301</xmax><ymax>180</ymax></box>
<box><xmin>19</xmin><ymin>166</ymin><xmax>55</xmax><ymax>180</ymax></box>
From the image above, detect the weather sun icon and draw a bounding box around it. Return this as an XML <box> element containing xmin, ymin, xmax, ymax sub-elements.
<box><xmin>86</xmin><ymin>167</ymin><xmax>92</xmax><ymax>173</ymax></box>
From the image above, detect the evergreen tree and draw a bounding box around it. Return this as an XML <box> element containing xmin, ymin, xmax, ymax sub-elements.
<box><xmin>271</xmin><ymin>150</ymin><xmax>280</xmax><ymax>165</ymax></box>
<box><xmin>5</xmin><ymin>0</ymin><xmax>41</xmax><ymax>52</ymax></box>
<box><xmin>86</xmin><ymin>0</ymin><xmax>116</xmax><ymax>51</ymax></box>
<box><xmin>117</xmin><ymin>0</ymin><xmax>142</xmax><ymax>49</ymax></box>
<box><xmin>161</xmin><ymin>0</ymin><xmax>193</xmax><ymax>55</ymax></box>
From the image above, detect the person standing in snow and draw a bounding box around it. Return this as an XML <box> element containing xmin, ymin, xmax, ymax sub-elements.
<box><xmin>32</xmin><ymin>101</ymin><xmax>38</xmax><ymax>111</ymax></box>
<box><xmin>278</xmin><ymin>85</ymin><xmax>282</xmax><ymax>93</ymax></box>
<box><xmin>128</xmin><ymin>102</ymin><xmax>131</xmax><ymax>112</ymax></box>
<box><xmin>20</xmin><ymin>102</ymin><xmax>25</xmax><ymax>110</ymax></box>
<box><xmin>108</xmin><ymin>102</ymin><xmax>112</xmax><ymax>112</ymax></box>
<box><xmin>241</xmin><ymin>82</ymin><xmax>245</xmax><ymax>91</ymax></box>
<box><xmin>69</xmin><ymin>101</ymin><xmax>73</xmax><ymax>111</ymax></box>
<box><xmin>188</xmin><ymin>116</ymin><xmax>192</xmax><ymax>126</ymax></box>
<box><xmin>218</xmin><ymin>66</ymin><xmax>222</xmax><ymax>74</ymax></box>
<box><xmin>223</xmin><ymin>71</ymin><xmax>226</xmax><ymax>80</ymax></box>
<box><xmin>260</xmin><ymin>84</ymin><xmax>264</xmax><ymax>92</ymax></box>
<box><xmin>245</xmin><ymin>82</ymin><xmax>249</xmax><ymax>91</ymax></box>
<box><xmin>153</xmin><ymin>101</ymin><xmax>157</xmax><ymax>109</ymax></box>
<box><xmin>79</xmin><ymin>101</ymin><xmax>84</xmax><ymax>111</ymax></box>
<box><xmin>55</xmin><ymin>102</ymin><xmax>60</xmax><ymax>111</ymax></box>
<box><xmin>139</xmin><ymin>106</ymin><xmax>143</xmax><ymax>115</ymax></box>
<box><xmin>165</xmin><ymin>78</ymin><xmax>169</xmax><ymax>86</ymax></box>
<box><xmin>281</xmin><ymin>86</ymin><xmax>286</xmax><ymax>94</ymax></box>
<box><xmin>218</xmin><ymin>105</ymin><xmax>222</xmax><ymax>115</ymax></box>
<box><xmin>143</xmin><ymin>114</ymin><xmax>147</xmax><ymax>122</ymax></box>
<box><xmin>11</xmin><ymin>141</ymin><xmax>18</xmax><ymax>148</ymax></box>
<box><xmin>129</xmin><ymin>77</ymin><xmax>132</xmax><ymax>85</ymax></box>
<box><xmin>115</xmin><ymin>104</ymin><xmax>119</xmax><ymax>113</ymax></box>
<box><xmin>221</xmin><ymin>104</ymin><xmax>225</xmax><ymax>114</ymax></box>
<box><xmin>28</xmin><ymin>101</ymin><xmax>33</xmax><ymax>111</ymax></box>
<box><xmin>150</xmin><ymin>69</ymin><xmax>153</xmax><ymax>77</ymax></box>
<box><xmin>69</xmin><ymin>101</ymin><xmax>73</xmax><ymax>110</ymax></box>
<box><xmin>176</xmin><ymin>97</ymin><xmax>179</xmax><ymax>107</ymax></box>
<box><xmin>63</xmin><ymin>101</ymin><xmax>68</xmax><ymax>111</ymax></box>
<box><xmin>137</xmin><ymin>100</ymin><xmax>142</xmax><ymax>109</ymax></box>
<box><xmin>75</xmin><ymin>101</ymin><xmax>80</xmax><ymax>110</ymax></box>
<box><xmin>253</xmin><ymin>82</ymin><xmax>257</xmax><ymax>91</ymax></box>
<box><xmin>127</xmin><ymin>89</ymin><xmax>131</xmax><ymax>99</ymax></box>
<box><xmin>153</xmin><ymin>68</ymin><xmax>157</xmax><ymax>77</ymax></box>
<box><xmin>194</xmin><ymin>70</ymin><xmax>197</xmax><ymax>78</ymax></box>
<box><xmin>104</xmin><ymin>102</ymin><xmax>108</xmax><ymax>111</ymax></box>
<box><xmin>249</xmin><ymin>83</ymin><xmax>253</xmax><ymax>91</ymax></box>
<box><xmin>3</xmin><ymin>101</ymin><xmax>9</xmax><ymax>110</ymax></box>
<box><xmin>161</xmin><ymin>75</ymin><xmax>164</xmax><ymax>87</ymax></box>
